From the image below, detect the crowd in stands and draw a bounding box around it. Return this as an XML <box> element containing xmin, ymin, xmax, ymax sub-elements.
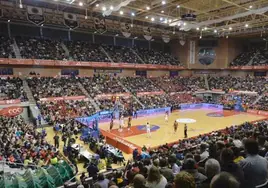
<box><xmin>135</xmin><ymin>47</ymin><xmax>181</xmax><ymax>66</ymax></box>
<box><xmin>16</xmin><ymin>37</ymin><xmax>66</xmax><ymax>60</ymax></box>
<box><xmin>66</xmin><ymin>41</ymin><xmax>110</xmax><ymax>62</ymax></box>
<box><xmin>39</xmin><ymin>100</ymin><xmax>96</xmax><ymax>124</ymax></box>
<box><xmin>0</xmin><ymin>77</ymin><xmax>27</xmax><ymax>101</ymax></box>
<box><xmin>80</xmin><ymin>75</ymin><xmax>126</xmax><ymax>98</ymax></box>
<box><xmin>152</xmin><ymin>77</ymin><xmax>206</xmax><ymax>93</ymax></box>
<box><xmin>230</xmin><ymin>48</ymin><xmax>268</xmax><ymax>67</ymax></box>
<box><xmin>255</xmin><ymin>95</ymin><xmax>268</xmax><ymax>111</ymax></box>
<box><xmin>208</xmin><ymin>75</ymin><xmax>268</xmax><ymax>94</ymax></box>
<box><xmin>0</xmin><ymin>36</ymin><xmax>15</xmax><ymax>58</ymax></box>
<box><xmin>0</xmin><ymin>116</ymin><xmax>60</xmax><ymax>169</ymax></box>
<box><xmin>102</xmin><ymin>45</ymin><xmax>142</xmax><ymax>64</ymax></box>
<box><xmin>27</xmin><ymin>77</ymin><xmax>84</xmax><ymax>100</ymax></box>
<box><xmin>120</xmin><ymin>77</ymin><xmax>161</xmax><ymax>93</ymax></box>
<box><xmin>0</xmin><ymin>36</ymin><xmax>181</xmax><ymax>66</ymax></box>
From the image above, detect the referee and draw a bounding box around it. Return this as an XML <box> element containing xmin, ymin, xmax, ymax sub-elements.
<box><xmin>184</xmin><ymin>124</ymin><xmax>188</xmax><ymax>138</ymax></box>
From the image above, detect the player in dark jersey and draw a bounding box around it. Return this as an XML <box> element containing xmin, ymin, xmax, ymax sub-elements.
<box><xmin>174</xmin><ymin>120</ymin><xmax>178</xmax><ymax>134</ymax></box>
<box><xmin>127</xmin><ymin>116</ymin><xmax>132</xmax><ymax>131</ymax></box>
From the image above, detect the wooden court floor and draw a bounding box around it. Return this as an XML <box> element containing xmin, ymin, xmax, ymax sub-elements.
<box><xmin>99</xmin><ymin>109</ymin><xmax>267</xmax><ymax>149</ymax></box>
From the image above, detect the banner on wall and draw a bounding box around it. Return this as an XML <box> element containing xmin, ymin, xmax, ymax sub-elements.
<box><xmin>40</xmin><ymin>96</ymin><xmax>86</xmax><ymax>102</ymax></box>
<box><xmin>94</xmin><ymin>69</ymin><xmax>122</xmax><ymax>73</ymax></box>
<box><xmin>95</xmin><ymin>93</ymin><xmax>131</xmax><ymax>99</ymax></box>
<box><xmin>143</xmin><ymin>27</ymin><xmax>152</xmax><ymax>41</ymax></box>
<box><xmin>0</xmin><ymin>99</ymin><xmax>21</xmax><ymax>105</ymax></box>
<box><xmin>94</xmin><ymin>17</ymin><xmax>107</xmax><ymax>34</ymax></box>
<box><xmin>121</xmin><ymin>23</ymin><xmax>131</xmax><ymax>38</ymax></box>
<box><xmin>64</xmin><ymin>12</ymin><xmax>79</xmax><ymax>29</ymax></box>
<box><xmin>27</xmin><ymin>6</ymin><xmax>45</xmax><ymax>25</ymax></box>
<box><xmin>189</xmin><ymin>40</ymin><xmax>195</xmax><ymax>64</ymax></box>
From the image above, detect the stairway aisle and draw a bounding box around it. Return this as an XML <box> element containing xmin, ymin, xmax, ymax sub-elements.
<box><xmin>77</xmin><ymin>82</ymin><xmax>101</xmax><ymax>112</ymax></box>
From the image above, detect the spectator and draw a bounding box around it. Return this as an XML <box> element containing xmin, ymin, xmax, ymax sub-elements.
<box><xmin>133</xmin><ymin>174</ymin><xmax>146</xmax><ymax>188</ymax></box>
<box><xmin>159</xmin><ymin>158</ymin><xmax>174</xmax><ymax>182</ymax></box>
<box><xmin>174</xmin><ymin>171</ymin><xmax>196</xmax><ymax>188</ymax></box>
<box><xmin>182</xmin><ymin>158</ymin><xmax>207</xmax><ymax>186</ymax></box>
<box><xmin>200</xmin><ymin>159</ymin><xmax>221</xmax><ymax>188</ymax></box>
<box><xmin>220</xmin><ymin>148</ymin><xmax>244</xmax><ymax>186</ymax></box>
<box><xmin>210</xmin><ymin>172</ymin><xmax>240</xmax><ymax>188</ymax></box>
<box><xmin>94</xmin><ymin>173</ymin><xmax>109</xmax><ymax>188</ymax></box>
<box><xmin>239</xmin><ymin>139</ymin><xmax>268</xmax><ymax>188</ymax></box>
<box><xmin>146</xmin><ymin>166</ymin><xmax>167</xmax><ymax>188</ymax></box>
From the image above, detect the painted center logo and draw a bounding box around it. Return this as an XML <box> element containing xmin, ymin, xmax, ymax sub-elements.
<box><xmin>207</xmin><ymin>112</ymin><xmax>224</xmax><ymax>117</ymax></box>
<box><xmin>137</xmin><ymin>125</ymin><xmax>160</xmax><ymax>131</ymax></box>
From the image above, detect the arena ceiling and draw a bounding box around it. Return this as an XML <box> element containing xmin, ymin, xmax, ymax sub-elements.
<box><xmin>1</xmin><ymin>0</ymin><xmax>268</xmax><ymax>38</ymax></box>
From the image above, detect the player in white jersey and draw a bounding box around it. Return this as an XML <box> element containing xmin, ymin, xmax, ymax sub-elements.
<box><xmin>165</xmin><ymin>111</ymin><xmax>169</xmax><ymax>122</ymax></box>
<box><xmin>146</xmin><ymin>122</ymin><xmax>151</xmax><ymax>138</ymax></box>
<box><xmin>119</xmin><ymin>115</ymin><xmax>124</xmax><ymax>132</ymax></box>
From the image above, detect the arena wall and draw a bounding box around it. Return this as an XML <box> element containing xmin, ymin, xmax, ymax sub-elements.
<box><xmin>1</xmin><ymin>67</ymin><xmax>257</xmax><ymax>77</ymax></box>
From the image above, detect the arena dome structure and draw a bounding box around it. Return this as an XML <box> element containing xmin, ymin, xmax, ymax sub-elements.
<box><xmin>0</xmin><ymin>0</ymin><xmax>268</xmax><ymax>187</ymax></box>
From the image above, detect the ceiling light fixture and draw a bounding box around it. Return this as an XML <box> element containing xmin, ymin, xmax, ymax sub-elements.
<box><xmin>79</xmin><ymin>2</ymin><xmax>83</xmax><ymax>6</ymax></box>
<box><xmin>120</xmin><ymin>11</ymin><xmax>124</xmax><ymax>15</ymax></box>
<box><xmin>151</xmin><ymin>17</ymin><xmax>155</xmax><ymax>21</ymax></box>
<box><xmin>226</xmin><ymin>35</ymin><xmax>229</xmax><ymax>39</ymax></box>
<box><xmin>214</xmin><ymin>29</ymin><xmax>217</xmax><ymax>33</ymax></box>
<box><xmin>145</xmin><ymin>16</ymin><xmax>149</xmax><ymax>19</ymax></box>
<box><xmin>183</xmin><ymin>22</ymin><xmax>186</xmax><ymax>26</ymax></box>
<box><xmin>96</xmin><ymin>4</ymin><xmax>99</xmax><ymax>7</ymax></box>
<box><xmin>229</xmin><ymin>27</ymin><xmax>232</xmax><ymax>30</ymax></box>
<box><xmin>245</xmin><ymin>24</ymin><xmax>249</xmax><ymax>27</ymax></box>
<box><xmin>146</xmin><ymin>6</ymin><xmax>150</xmax><ymax>10</ymax></box>
<box><xmin>249</xmin><ymin>5</ymin><xmax>253</xmax><ymax>9</ymax></box>
<box><xmin>196</xmin><ymin>27</ymin><xmax>199</xmax><ymax>30</ymax></box>
<box><xmin>8</xmin><ymin>20</ymin><xmax>10</xmax><ymax>22</ymax></box>
<box><xmin>160</xmin><ymin>17</ymin><xmax>163</xmax><ymax>21</ymax></box>
<box><xmin>110</xmin><ymin>6</ymin><xmax>114</xmax><ymax>10</ymax></box>
<box><xmin>102</xmin><ymin>6</ymin><xmax>107</xmax><ymax>11</ymax></box>
<box><xmin>161</xmin><ymin>10</ymin><xmax>164</xmax><ymax>13</ymax></box>
<box><xmin>199</xmin><ymin>35</ymin><xmax>202</xmax><ymax>39</ymax></box>
<box><xmin>131</xmin><ymin>12</ymin><xmax>135</xmax><ymax>16</ymax></box>
<box><xmin>177</xmin><ymin>5</ymin><xmax>180</xmax><ymax>8</ymax></box>
<box><xmin>162</xmin><ymin>1</ymin><xmax>166</xmax><ymax>5</ymax></box>
<box><xmin>204</xmin><ymin>27</ymin><xmax>208</xmax><ymax>30</ymax></box>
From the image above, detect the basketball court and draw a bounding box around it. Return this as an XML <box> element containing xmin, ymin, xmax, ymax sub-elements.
<box><xmin>100</xmin><ymin>109</ymin><xmax>267</xmax><ymax>149</ymax></box>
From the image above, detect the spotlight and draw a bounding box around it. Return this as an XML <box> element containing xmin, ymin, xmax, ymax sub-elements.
<box><xmin>120</xmin><ymin>11</ymin><xmax>124</xmax><ymax>15</ymax></box>
<box><xmin>131</xmin><ymin>12</ymin><xmax>135</xmax><ymax>16</ymax></box>
<box><xmin>102</xmin><ymin>7</ymin><xmax>107</xmax><ymax>11</ymax></box>
<box><xmin>146</xmin><ymin>6</ymin><xmax>150</xmax><ymax>10</ymax></box>
<box><xmin>245</xmin><ymin>24</ymin><xmax>249</xmax><ymax>27</ymax></box>
<box><xmin>96</xmin><ymin>4</ymin><xmax>99</xmax><ymax>7</ymax></box>
<box><xmin>162</xmin><ymin>1</ymin><xmax>166</xmax><ymax>5</ymax></box>
<box><xmin>151</xmin><ymin>17</ymin><xmax>155</xmax><ymax>21</ymax></box>
<box><xmin>161</xmin><ymin>10</ymin><xmax>164</xmax><ymax>13</ymax></box>
<box><xmin>199</xmin><ymin>35</ymin><xmax>202</xmax><ymax>39</ymax></box>
<box><xmin>229</xmin><ymin>27</ymin><xmax>232</xmax><ymax>30</ymax></box>
<box><xmin>160</xmin><ymin>17</ymin><xmax>163</xmax><ymax>21</ymax></box>
<box><xmin>110</xmin><ymin>6</ymin><xmax>114</xmax><ymax>10</ymax></box>
<box><xmin>249</xmin><ymin>5</ymin><xmax>253</xmax><ymax>9</ymax></box>
<box><xmin>145</xmin><ymin>16</ymin><xmax>149</xmax><ymax>19</ymax></box>
<box><xmin>196</xmin><ymin>27</ymin><xmax>199</xmax><ymax>30</ymax></box>
<box><xmin>7</xmin><ymin>20</ymin><xmax>10</xmax><ymax>22</ymax></box>
<box><xmin>19</xmin><ymin>3</ymin><xmax>23</xmax><ymax>8</ymax></box>
<box><xmin>177</xmin><ymin>5</ymin><xmax>180</xmax><ymax>8</ymax></box>
<box><xmin>183</xmin><ymin>22</ymin><xmax>186</xmax><ymax>26</ymax></box>
<box><xmin>79</xmin><ymin>2</ymin><xmax>83</xmax><ymax>6</ymax></box>
<box><xmin>214</xmin><ymin>29</ymin><xmax>217</xmax><ymax>33</ymax></box>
